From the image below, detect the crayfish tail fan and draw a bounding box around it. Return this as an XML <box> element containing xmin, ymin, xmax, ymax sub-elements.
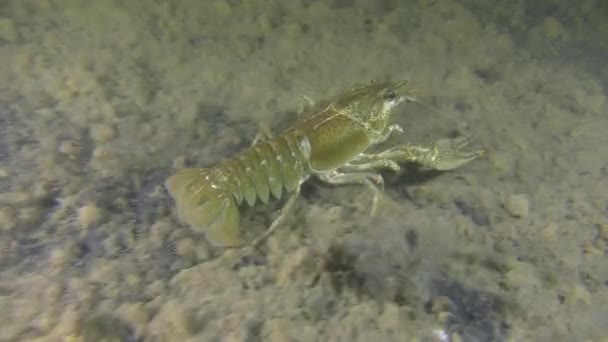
<box><xmin>165</xmin><ymin>168</ymin><xmax>243</xmax><ymax>246</ymax></box>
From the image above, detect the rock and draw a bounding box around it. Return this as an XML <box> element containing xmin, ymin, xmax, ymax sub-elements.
<box><xmin>89</xmin><ymin>123</ymin><xmax>115</xmax><ymax>142</ymax></box>
<box><xmin>503</xmin><ymin>193</ymin><xmax>529</xmax><ymax>218</ymax></box>
<box><xmin>77</xmin><ymin>203</ymin><xmax>102</xmax><ymax>229</ymax></box>
<box><xmin>175</xmin><ymin>238</ymin><xmax>195</xmax><ymax>258</ymax></box>
<box><xmin>0</xmin><ymin>206</ymin><xmax>17</xmax><ymax>231</ymax></box>
<box><xmin>114</xmin><ymin>302</ymin><xmax>149</xmax><ymax>338</ymax></box>
<box><xmin>0</xmin><ymin>18</ymin><xmax>17</xmax><ymax>42</ymax></box>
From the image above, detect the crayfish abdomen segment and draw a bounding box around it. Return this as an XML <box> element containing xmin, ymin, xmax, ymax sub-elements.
<box><xmin>164</xmin><ymin>133</ymin><xmax>309</xmax><ymax>247</ymax></box>
<box><xmin>225</xmin><ymin>133</ymin><xmax>308</xmax><ymax>206</ymax></box>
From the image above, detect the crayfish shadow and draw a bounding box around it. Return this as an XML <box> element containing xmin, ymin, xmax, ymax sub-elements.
<box><xmin>299</xmin><ymin>163</ymin><xmax>445</xmax><ymax>201</ymax></box>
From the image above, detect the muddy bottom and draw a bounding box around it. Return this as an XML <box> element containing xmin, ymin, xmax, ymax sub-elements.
<box><xmin>0</xmin><ymin>1</ymin><xmax>607</xmax><ymax>341</ymax></box>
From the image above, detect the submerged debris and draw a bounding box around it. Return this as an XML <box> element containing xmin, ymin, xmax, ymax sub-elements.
<box><xmin>320</xmin><ymin>216</ymin><xmax>512</xmax><ymax>341</ymax></box>
<box><xmin>321</xmin><ymin>219</ymin><xmax>425</xmax><ymax>304</ymax></box>
<box><xmin>427</xmin><ymin>278</ymin><xmax>510</xmax><ymax>342</ymax></box>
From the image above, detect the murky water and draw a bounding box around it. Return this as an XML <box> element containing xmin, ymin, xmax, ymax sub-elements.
<box><xmin>0</xmin><ymin>1</ymin><xmax>607</xmax><ymax>341</ymax></box>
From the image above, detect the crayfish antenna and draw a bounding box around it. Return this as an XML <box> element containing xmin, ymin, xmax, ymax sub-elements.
<box><xmin>403</xmin><ymin>94</ymin><xmax>440</xmax><ymax>113</ymax></box>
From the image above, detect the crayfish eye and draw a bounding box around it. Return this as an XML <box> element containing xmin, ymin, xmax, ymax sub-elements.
<box><xmin>384</xmin><ymin>91</ymin><xmax>397</xmax><ymax>101</ymax></box>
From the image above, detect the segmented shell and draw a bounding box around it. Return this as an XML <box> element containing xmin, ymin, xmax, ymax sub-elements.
<box><xmin>222</xmin><ymin>133</ymin><xmax>309</xmax><ymax>206</ymax></box>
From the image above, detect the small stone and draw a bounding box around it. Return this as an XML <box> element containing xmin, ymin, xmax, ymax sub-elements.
<box><xmin>0</xmin><ymin>18</ymin><xmax>17</xmax><ymax>42</ymax></box>
<box><xmin>88</xmin><ymin>260</ymin><xmax>116</xmax><ymax>284</ymax></box>
<box><xmin>89</xmin><ymin>123</ymin><xmax>115</xmax><ymax>142</ymax></box>
<box><xmin>478</xmin><ymin>188</ymin><xmax>495</xmax><ymax>209</ymax></box>
<box><xmin>0</xmin><ymin>191</ymin><xmax>32</xmax><ymax>205</ymax></box>
<box><xmin>102</xmin><ymin>234</ymin><xmax>120</xmax><ymax>256</ymax></box>
<box><xmin>488</xmin><ymin>151</ymin><xmax>513</xmax><ymax>174</ymax></box>
<box><xmin>450</xmin><ymin>332</ymin><xmax>464</xmax><ymax>342</ymax></box>
<box><xmin>582</xmin><ymin>242</ymin><xmax>603</xmax><ymax>256</ymax></box>
<box><xmin>378</xmin><ymin>303</ymin><xmax>401</xmax><ymax>332</ymax></box>
<box><xmin>195</xmin><ymin>244</ymin><xmax>210</xmax><ymax>261</ymax></box>
<box><xmin>598</xmin><ymin>223</ymin><xmax>608</xmax><ymax>241</ymax></box>
<box><xmin>149</xmin><ymin>299</ymin><xmax>195</xmax><ymax>340</ymax></box>
<box><xmin>114</xmin><ymin>302</ymin><xmax>149</xmax><ymax>337</ymax></box>
<box><xmin>77</xmin><ymin>203</ymin><xmax>102</xmax><ymax>229</ymax></box>
<box><xmin>276</xmin><ymin>247</ymin><xmax>313</xmax><ymax>286</ymax></box>
<box><xmin>125</xmin><ymin>274</ymin><xmax>140</xmax><ymax>287</ymax></box>
<box><xmin>46</xmin><ymin>283</ymin><xmax>63</xmax><ymax>303</ymax></box>
<box><xmin>46</xmin><ymin>306</ymin><xmax>81</xmax><ymax>338</ymax></box>
<box><xmin>542</xmin><ymin>17</ymin><xmax>566</xmax><ymax>41</ymax></box>
<box><xmin>572</xmin><ymin>285</ymin><xmax>591</xmax><ymax>305</ymax></box>
<box><xmin>175</xmin><ymin>238</ymin><xmax>195</xmax><ymax>258</ymax></box>
<box><xmin>145</xmin><ymin>280</ymin><xmax>165</xmax><ymax>298</ymax></box>
<box><xmin>494</xmin><ymin>240</ymin><xmax>513</xmax><ymax>254</ymax></box>
<box><xmin>50</xmin><ymin>245</ymin><xmax>74</xmax><ymax>268</ymax></box>
<box><xmin>264</xmin><ymin>319</ymin><xmax>290</xmax><ymax>342</ymax></box>
<box><xmin>0</xmin><ymin>206</ymin><xmax>17</xmax><ymax>230</ymax></box>
<box><xmin>214</xmin><ymin>0</ymin><xmax>232</xmax><ymax>16</ymax></box>
<box><xmin>32</xmin><ymin>182</ymin><xmax>51</xmax><ymax>200</ymax></box>
<box><xmin>18</xmin><ymin>207</ymin><xmax>41</xmax><ymax>225</ymax></box>
<box><xmin>172</xmin><ymin>156</ymin><xmax>187</xmax><ymax>170</ymax></box>
<box><xmin>92</xmin><ymin>146</ymin><xmax>113</xmax><ymax>161</ymax></box>
<box><xmin>503</xmin><ymin>193</ymin><xmax>529</xmax><ymax>218</ymax></box>
<box><xmin>0</xmin><ymin>168</ymin><xmax>9</xmax><ymax>178</ymax></box>
<box><xmin>58</xmin><ymin>140</ymin><xmax>81</xmax><ymax>158</ymax></box>
<box><xmin>150</xmin><ymin>219</ymin><xmax>171</xmax><ymax>245</ymax></box>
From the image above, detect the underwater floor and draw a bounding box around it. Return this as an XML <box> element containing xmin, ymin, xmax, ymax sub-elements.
<box><xmin>0</xmin><ymin>1</ymin><xmax>607</xmax><ymax>341</ymax></box>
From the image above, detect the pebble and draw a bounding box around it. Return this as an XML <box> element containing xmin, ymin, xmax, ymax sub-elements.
<box><xmin>598</xmin><ymin>223</ymin><xmax>608</xmax><ymax>241</ymax></box>
<box><xmin>91</xmin><ymin>146</ymin><xmax>113</xmax><ymax>161</ymax></box>
<box><xmin>276</xmin><ymin>247</ymin><xmax>313</xmax><ymax>286</ymax></box>
<box><xmin>0</xmin><ymin>18</ymin><xmax>17</xmax><ymax>42</ymax></box>
<box><xmin>18</xmin><ymin>207</ymin><xmax>41</xmax><ymax>225</ymax></box>
<box><xmin>77</xmin><ymin>203</ymin><xmax>102</xmax><ymax>229</ymax></box>
<box><xmin>46</xmin><ymin>283</ymin><xmax>63</xmax><ymax>303</ymax></box>
<box><xmin>0</xmin><ymin>206</ymin><xmax>17</xmax><ymax>231</ymax></box>
<box><xmin>264</xmin><ymin>319</ymin><xmax>291</xmax><ymax>342</ymax></box>
<box><xmin>58</xmin><ymin>140</ymin><xmax>81</xmax><ymax>158</ymax></box>
<box><xmin>89</xmin><ymin>123</ymin><xmax>115</xmax><ymax>142</ymax></box>
<box><xmin>145</xmin><ymin>280</ymin><xmax>165</xmax><ymax>298</ymax></box>
<box><xmin>503</xmin><ymin>193</ymin><xmax>529</xmax><ymax>218</ymax></box>
<box><xmin>114</xmin><ymin>302</ymin><xmax>149</xmax><ymax>337</ymax></box>
<box><xmin>50</xmin><ymin>245</ymin><xmax>74</xmax><ymax>269</ymax></box>
<box><xmin>0</xmin><ymin>191</ymin><xmax>33</xmax><ymax>205</ymax></box>
<box><xmin>149</xmin><ymin>219</ymin><xmax>171</xmax><ymax>245</ymax></box>
<box><xmin>569</xmin><ymin>285</ymin><xmax>591</xmax><ymax>305</ymax></box>
<box><xmin>149</xmin><ymin>299</ymin><xmax>195</xmax><ymax>340</ymax></box>
<box><xmin>175</xmin><ymin>238</ymin><xmax>195</xmax><ymax>258</ymax></box>
<box><xmin>378</xmin><ymin>303</ymin><xmax>402</xmax><ymax>332</ymax></box>
<box><xmin>542</xmin><ymin>17</ymin><xmax>566</xmax><ymax>41</ymax></box>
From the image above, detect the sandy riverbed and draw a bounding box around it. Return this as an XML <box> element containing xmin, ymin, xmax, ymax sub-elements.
<box><xmin>0</xmin><ymin>1</ymin><xmax>607</xmax><ymax>341</ymax></box>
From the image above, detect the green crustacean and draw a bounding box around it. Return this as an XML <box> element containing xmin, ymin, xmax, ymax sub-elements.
<box><xmin>165</xmin><ymin>80</ymin><xmax>484</xmax><ymax>247</ymax></box>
